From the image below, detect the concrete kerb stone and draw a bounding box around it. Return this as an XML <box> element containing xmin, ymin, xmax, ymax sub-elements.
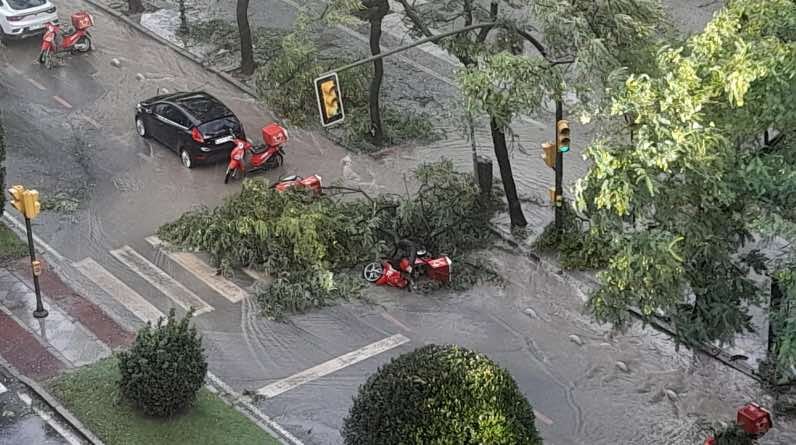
<box><xmin>79</xmin><ymin>0</ymin><xmax>258</xmax><ymax>99</ymax></box>
<box><xmin>0</xmin><ymin>355</ymin><xmax>106</xmax><ymax>445</ymax></box>
<box><xmin>487</xmin><ymin>224</ymin><xmax>763</xmax><ymax>382</ymax></box>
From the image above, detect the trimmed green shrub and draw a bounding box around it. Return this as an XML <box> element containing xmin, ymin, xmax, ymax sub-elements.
<box><xmin>117</xmin><ymin>308</ymin><xmax>207</xmax><ymax>417</ymax></box>
<box><xmin>342</xmin><ymin>344</ymin><xmax>542</xmax><ymax>445</ymax></box>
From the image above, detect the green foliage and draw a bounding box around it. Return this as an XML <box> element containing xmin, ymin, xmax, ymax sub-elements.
<box><xmin>255</xmin><ymin>269</ymin><xmax>364</xmax><ymax>319</ymax></box>
<box><xmin>533</xmin><ymin>205</ymin><xmax>615</xmax><ymax>270</ymax></box>
<box><xmin>0</xmin><ymin>222</ymin><xmax>26</xmax><ymax>264</ymax></box>
<box><xmin>340</xmin><ymin>107</ymin><xmax>445</xmax><ymax>153</ymax></box>
<box><xmin>574</xmin><ymin>0</ymin><xmax>796</xmax><ymax>360</ymax></box>
<box><xmin>712</xmin><ymin>424</ymin><xmax>755</xmax><ymax>445</ymax></box>
<box><xmin>48</xmin><ymin>358</ymin><xmax>280</xmax><ymax>445</ymax></box>
<box><xmin>117</xmin><ymin>309</ymin><xmax>207</xmax><ymax>417</ymax></box>
<box><xmin>342</xmin><ymin>344</ymin><xmax>542</xmax><ymax>445</ymax></box>
<box><xmin>159</xmin><ymin>161</ymin><xmax>498</xmax><ymax>318</ymax></box>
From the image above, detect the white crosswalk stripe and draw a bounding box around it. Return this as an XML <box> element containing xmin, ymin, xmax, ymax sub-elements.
<box><xmin>146</xmin><ymin>236</ymin><xmax>247</xmax><ymax>303</ymax></box>
<box><xmin>73</xmin><ymin>258</ymin><xmax>166</xmax><ymax>325</ymax></box>
<box><xmin>110</xmin><ymin>246</ymin><xmax>213</xmax><ymax>316</ymax></box>
<box><xmin>0</xmin><ymin>382</ymin><xmax>6</xmax><ymax>395</ymax></box>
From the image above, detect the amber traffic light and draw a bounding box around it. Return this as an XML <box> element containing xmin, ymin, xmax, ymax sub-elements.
<box><xmin>314</xmin><ymin>73</ymin><xmax>345</xmax><ymax>127</ymax></box>
<box><xmin>22</xmin><ymin>190</ymin><xmax>41</xmax><ymax>219</ymax></box>
<box><xmin>8</xmin><ymin>185</ymin><xmax>25</xmax><ymax>213</ymax></box>
<box><xmin>556</xmin><ymin>120</ymin><xmax>571</xmax><ymax>153</ymax></box>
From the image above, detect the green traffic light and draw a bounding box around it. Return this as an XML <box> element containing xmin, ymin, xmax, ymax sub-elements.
<box><xmin>559</xmin><ymin>145</ymin><xmax>570</xmax><ymax>153</ymax></box>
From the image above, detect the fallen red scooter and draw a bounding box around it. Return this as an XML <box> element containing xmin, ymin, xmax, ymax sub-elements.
<box><xmin>272</xmin><ymin>175</ymin><xmax>322</xmax><ymax>194</ymax></box>
<box><xmin>224</xmin><ymin>123</ymin><xmax>287</xmax><ymax>184</ymax></box>
<box><xmin>39</xmin><ymin>12</ymin><xmax>94</xmax><ymax>69</ymax></box>
<box><xmin>363</xmin><ymin>250</ymin><xmax>452</xmax><ymax>289</ymax></box>
<box><xmin>704</xmin><ymin>402</ymin><xmax>772</xmax><ymax>445</ymax></box>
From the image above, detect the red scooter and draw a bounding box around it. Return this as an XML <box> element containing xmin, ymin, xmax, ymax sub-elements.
<box><xmin>39</xmin><ymin>12</ymin><xmax>94</xmax><ymax>69</ymax></box>
<box><xmin>363</xmin><ymin>250</ymin><xmax>452</xmax><ymax>289</ymax></box>
<box><xmin>272</xmin><ymin>175</ymin><xmax>322</xmax><ymax>194</ymax></box>
<box><xmin>224</xmin><ymin>123</ymin><xmax>287</xmax><ymax>184</ymax></box>
<box><xmin>704</xmin><ymin>403</ymin><xmax>772</xmax><ymax>445</ymax></box>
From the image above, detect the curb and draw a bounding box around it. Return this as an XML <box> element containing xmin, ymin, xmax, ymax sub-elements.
<box><xmin>80</xmin><ymin>0</ymin><xmax>259</xmax><ymax>99</ymax></box>
<box><xmin>488</xmin><ymin>225</ymin><xmax>763</xmax><ymax>382</ymax></box>
<box><xmin>0</xmin><ymin>355</ymin><xmax>106</xmax><ymax>445</ymax></box>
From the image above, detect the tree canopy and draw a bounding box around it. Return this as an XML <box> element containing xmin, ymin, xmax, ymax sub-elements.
<box><xmin>573</xmin><ymin>0</ymin><xmax>796</xmax><ymax>369</ymax></box>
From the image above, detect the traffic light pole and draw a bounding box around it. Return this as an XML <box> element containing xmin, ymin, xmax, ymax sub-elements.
<box><xmin>554</xmin><ymin>99</ymin><xmax>564</xmax><ymax>231</ymax></box>
<box><xmin>24</xmin><ymin>217</ymin><xmax>48</xmax><ymax>319</ymax></box>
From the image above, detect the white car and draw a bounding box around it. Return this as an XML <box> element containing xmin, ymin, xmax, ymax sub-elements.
<box><xmin>0</xmin><ymin>0</ymin><xmax>58</xmax><ymax>42</ymax></box>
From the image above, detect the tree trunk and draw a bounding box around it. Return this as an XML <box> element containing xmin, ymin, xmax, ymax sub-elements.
<box><xmin>490</xmin><ymin>118</ymin><xmax>527</xmax><ymax>227</ymax></box>
<box><xmin>368</xmin><ymin>17</ymin><xmax>385</xmax><ymax>146</ymax></box>
<box><xmin>128</xmin><ymin>0</ymin><xmax>144</xmax><ymax>14</ymax></box>
<box><xmin>768</xmin><ymin>276</ymin><xmax>785</xmax><ymax>381</ymax></box>
<box><xmin>237</xmin><ymin>0</ymin><xmax>255</xmax><ymax>75</ymax></box>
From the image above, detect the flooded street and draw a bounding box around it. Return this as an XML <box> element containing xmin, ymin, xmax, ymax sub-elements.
<box><xmin>2</xmin><ymin>0</ymin><xmax>794</xmax><ymax>443</ymax></box>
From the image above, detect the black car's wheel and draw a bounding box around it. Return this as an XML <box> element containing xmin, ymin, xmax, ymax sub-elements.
<box><xmin>180</xmin><ymin>149</ymin><xmax>193</xmax><ymax>169</ymax></box>
<box><xmin>135</xmin><ymin>117</ymin><xmax>149</xmax><ymax>138</ymax></box>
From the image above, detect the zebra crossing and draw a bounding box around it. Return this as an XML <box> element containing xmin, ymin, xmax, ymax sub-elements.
<box><xmin>73</xmin><ymin>237</ymin><xmax>260</xmax><ymax>325</ymax></box>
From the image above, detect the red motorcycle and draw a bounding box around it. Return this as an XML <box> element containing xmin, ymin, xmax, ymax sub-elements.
<box><xmin>224</xmin><ymin>123</ymin><xmax>287</xmax><ymax>184</ymax></box>
<box><xmin>272</xmin><ymin>175</ymin><xmax>322</xmax><ymax>194</ymax></box>
<box><xmin>38</xmin><ymin>12</ymin><xmax>94</xmax><ymax>69</ymax></box>
<box><xmin>363</xmin><ymin>250</ymin><xmax>452</xmax><ymax>289</ymax></box>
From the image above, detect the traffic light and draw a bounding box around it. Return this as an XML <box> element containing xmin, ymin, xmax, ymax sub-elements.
<box><xmin>8</xmin><ymin>185</ymin><xmax>25</xmax><ymax>213</ymax></box>
<box><xmin>541</xmin><ymin>142</ymin><xmax>556</xmax><ymax>169</ymax></box>
<box><xmin>314</xmin><ymin>73</ymin><xmax>345</xmax><ymax>127</ymax></box>
<box><xmin>556</xmin><ymin>119</ymin><xmax>570</xmax><ymax>153</ymax></box>
<box><xmin>22</xmin><ymin>190</ymin><xmax>40</xmax><ymax>219</ymax></box>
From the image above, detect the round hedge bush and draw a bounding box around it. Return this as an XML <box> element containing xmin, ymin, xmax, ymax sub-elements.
<box><xmin>117</xmin><ymin>308</ymin><xmax>207</xmax><ymax>417</ymax></box>
<box><xmin>342</xmin><ymin>344</ymin><xmax>542</xmax><ymax>445</ymax></box>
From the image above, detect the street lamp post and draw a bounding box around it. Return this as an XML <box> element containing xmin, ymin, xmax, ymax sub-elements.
<box><xmin>7</xmin><ymin>185</ymin><xmax>47</xmax><ymax>319</ymax></box>
<box><xmin>25</xmin><ymin>216</ymin><xmax>47</xmax><ymax>319</ymax></box>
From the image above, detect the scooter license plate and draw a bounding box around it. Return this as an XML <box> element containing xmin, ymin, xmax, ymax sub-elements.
<box><xmin>215</xmin><ymin>135</ymin><xmax>233</xmax><ymax>145</ymax></box>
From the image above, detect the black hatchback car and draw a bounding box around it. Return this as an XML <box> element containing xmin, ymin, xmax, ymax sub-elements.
<box><xmin>134</xmin><ymin>91</ymin><xmax>245</xmax><ymax>168</ymax></box>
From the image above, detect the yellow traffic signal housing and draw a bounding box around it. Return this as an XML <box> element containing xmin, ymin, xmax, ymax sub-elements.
<box><xmin>541</xmin><ymin>142</ymin><xmax>556</xmax><ymax>169</ymax></box>
<box><xmin>8</xmin><ymin>185</ymin><xmax>26</xmax><ymax>213</ymax></box>
<box><xmin>314</xmin><ymin>73</ymin><xmax>345</xmax><ymax>127</ymax></box>
<box><xmin>556</xmin><ymin>119</ymin><xmax>571</xmax><ymax>153</ymax></box>
<box><xmin>22</xmin><ymin>189</ymin><xmax>41</xmax><ymax>219</ymax></box>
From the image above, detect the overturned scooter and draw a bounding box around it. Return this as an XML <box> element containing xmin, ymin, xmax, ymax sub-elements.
<box><xmin>39</xmin><ymin>12</ymin><xmax>94</xmax><ymax>69</ymax></box>
<box><xmin>224</xmin><ymin>123</ymin><xmax>287</xmax><ymax>184</ymax></box>
<box><xmin>363</xmin><ymin>250</ymin><xmax>452</xmax><ymax>289</ymax></box>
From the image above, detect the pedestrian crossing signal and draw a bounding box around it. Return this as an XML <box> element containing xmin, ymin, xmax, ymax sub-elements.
<box><xmin>314</xmin><ymin>73</ymin><xmax>345</xmax><ymax>127</ymax></box>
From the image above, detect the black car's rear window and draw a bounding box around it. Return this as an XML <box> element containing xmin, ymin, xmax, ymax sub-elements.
<box><xmin>176</xmin><ymin>95</ymin><xmax>233</xmax><ymax>123</ymax></box>
<box><xmin>198</xmin><ymin>116</ymin><xmax>241</xmax><ymax>137</ymax></box>
<box><xmin>6</xmin><ymin>0</ymin><xmax>47</xmax><ymax>10</ymax></box>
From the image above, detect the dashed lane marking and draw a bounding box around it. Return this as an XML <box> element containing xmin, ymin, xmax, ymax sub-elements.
<box><xmin>534</xmin><ymin>409</ymin><xmax>555</xmax><ymax>425</ymax></box>
<box><xmin>380</xmin><ymin>312</ymin><xmax>412</xmax><ymax>333</ymax></box>
<box><xmin>80</xmin><ymin>114</ymin><xmax>101</xmax><ymax>129</ymax></box>
<box><xmin>0</xmin><ymin>382</ymin><xmax>6</xmax><ymax>395</ymax></box>
<box><xmin>73</xmin><ymin>257</ymin><xmax>165</xmax><ymax>325</ymax></box>
<box><xmin>6</xmin><ymin>65</ymin><xmax>22</xmax><ymax>75</ymax></box>
<box><xmin>257</xmin><ymin>334</ymin><xmax>410</xmax><ymax>399</ymax></box>
<box><xmin>52</xmin><ymin>95</ymin><xmax>73</xmax><ymax>109</ymax></box>
<box><xmin>17</xmin><ymin>391</ymin><xmax>32</xmax><ymax>406</ymax></box>
<box><xmin>110</xmin><ymin>246</ymin><xmax>213</xmax><ymax>316</ymax></box>
<box><xmin>146</xmin><ymin>236</ymin><xmax>247</xmax><ymax>303</ymax></box>
<box><xmin>26</xmin><ymin>77</ymin><xmax>46</xmax><ymax>90</ymax></box>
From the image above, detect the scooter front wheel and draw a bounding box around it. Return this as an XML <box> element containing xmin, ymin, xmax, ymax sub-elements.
<box><xmin>39</xmin><ymin>51</ymin><xmax>54</xmax><ymax>69</ymax></box>
<box><xmin>224</xmin><ymin>168</ymin><xmax>236</xmax><ymax>184</ymax></box>
<box><xmin>363</xmin><ymin>262</ymin><xmax>384</xmax><ymax>282</ymax></box>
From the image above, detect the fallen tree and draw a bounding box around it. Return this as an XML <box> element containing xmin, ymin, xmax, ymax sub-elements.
<box><xmin>158</xmin><ymin>161</ymin><xmax>499</xmax><ymax>319</ymax></box>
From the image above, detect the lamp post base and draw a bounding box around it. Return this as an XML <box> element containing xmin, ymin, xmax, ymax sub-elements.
<box><xmin>33</xmin><ymin>309</ymin><xmax>49</xmax><ymax>319</ymax></box>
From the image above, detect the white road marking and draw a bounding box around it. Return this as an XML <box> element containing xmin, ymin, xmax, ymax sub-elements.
<box><xmin>52</xmin><ymin>95</ymin><xmax>73</xmax><ymax>109</ymax></box>
<box><xmin>242</xmin><ymin>267</ymin><xmax>267</xmax><ymax>282</ymax></box>
<box><xmin>146</xmin><ymin>236</ymin><xmax>247</xmax><ymax>303</ymax></box>
<box><xmin>0</xmin><ymin>382</ymin><xmax>6</xmax><ymax>395</ymax></box>
<box><xmin>380</xmin><ymin>312</ymin><xmax>412</xmax><ymax>333</ymax></box>
<box><xmin>33</xmin><ymin>406</ymin><xmax>83</xmax><ymax>445</ymax></box>
<box><xmin>6</xmin><ymin>65</ymin><xmax>22</xmax><ymax>75</ymax></box>
<box><xmin>26</xmin><ymin>77</ymin><xmax>47</xmax><ymax>90</ymax></box>
<box><xmin>73</xmin><ymin>257</ymin><xmax>165</xmax><ymax>325</ymax></box>
<box><xmin>17</xmin><ymin>391</ymin><xmax>32</xmax><ymax>406</ymax></box>
<box><xmin>206</xmin><ymin>372</ymin><xmax>305</xmax><ymax>445</ymax></box>
<box><xmin>534</xmin><ymin>409</ymin><xmax>554</xmax><ymax>425</ymax></box>
<box><xmin>257</xmin><ymin>334</ymin><xmax>410</xmax><ymax>399</ymax></box>
<box><xmin>1</xmin><ymin>214</ymin><xmax>65</xmax><ymax>262</ymax></box>
<box><xmin>80</xmin><ymin>114</ymin><xmax>101</xmax><ymax>129</ymax></box>
<box><xmin>110</xmin><ymin>246</ymin><xmax>213</xmax><ymax>316</ymax></box>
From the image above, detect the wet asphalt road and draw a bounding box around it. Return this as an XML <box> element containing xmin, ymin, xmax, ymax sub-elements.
<box><xmin>3</xmin><ymin>0</ymin><xmax>796</xmax><ymax>444</ymax></box>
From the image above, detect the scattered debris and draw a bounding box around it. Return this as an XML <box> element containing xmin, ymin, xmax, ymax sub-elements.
<box><xmin>616</xmin><ymin>361</ymin><xmax>630</xmax><ymax>373</ymax></box>
<box><xmin>523</xmin><ymin>307</ymin><xmax>538</xmax><ymax>319</ymax></box>
<box><xmin>665</xmin><ymin>389</ymin><xmax>678</xmax><ymax>401</ymax></box>
<box><xmin>111</xmin><ymin>58</ymin><xmax>121</xmax><ymax>67</ymax></box>
<box><xmin>135</xmin><ymin>73</ymin><xmax>145</xmax><ymax>81</ymax></box>
<box><xmin>569</xmin><ymin>334</ymin><xmax>584</xmax><ymax>346</ymax></box>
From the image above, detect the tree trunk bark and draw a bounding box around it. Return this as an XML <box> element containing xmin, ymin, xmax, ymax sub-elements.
<box><xmin>490</xmin><ymin>118</ymin><xmax>527</xmax><ymax>227</ymax></box>
<box><xmin>128</xmin><ymin>0</ymin><xmax>144</xmax><ymax>14</ymax></box>
<box><xmin>368</xmin><ymin>17</ymin><xmax>385</xmax><ymax>146</ymax></box>
<box><xmin>237</xmin><ymin>0</ymin><xmax>255</xmax><ymax>75</ymax></box>
<box><xmin>768</xmin><ymin>277</ymin><xmax>784</xmax><ymax>376</ymax></box>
